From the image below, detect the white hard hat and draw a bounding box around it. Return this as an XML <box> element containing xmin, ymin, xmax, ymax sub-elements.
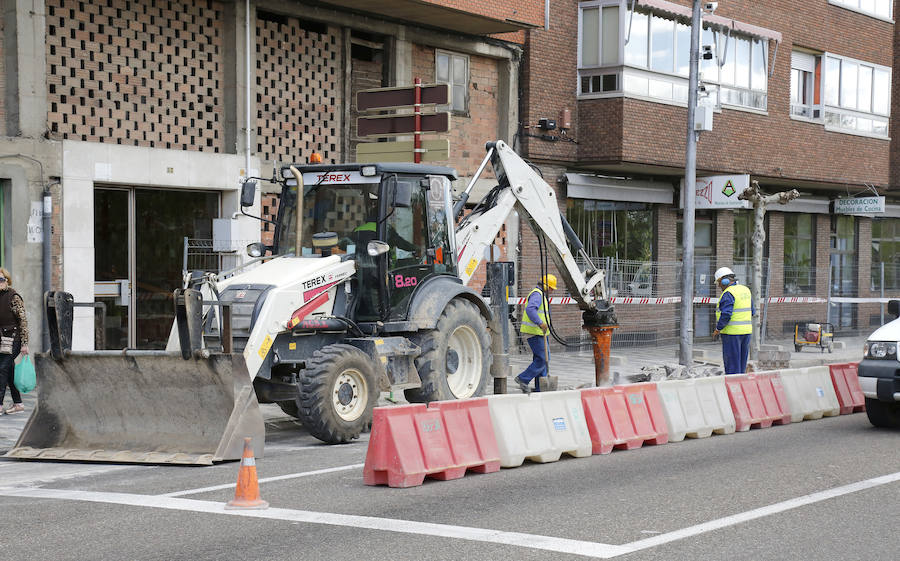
<box><xmin>714</xmin><ymin>267</ymin><xmax>735</xmax><ymax>282</ymax></box>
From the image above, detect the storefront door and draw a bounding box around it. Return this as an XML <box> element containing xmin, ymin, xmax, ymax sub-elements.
<box><xmin>94</xmin><ymin>188</ymin><xmax>220</xmax><ymax>349</ymax></box>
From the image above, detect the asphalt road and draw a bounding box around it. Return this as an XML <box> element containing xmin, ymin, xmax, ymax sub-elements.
<box><xmin>0</xmin><ymin>407</ymin><xmax>897</xmax><ymax>561</ymax></box>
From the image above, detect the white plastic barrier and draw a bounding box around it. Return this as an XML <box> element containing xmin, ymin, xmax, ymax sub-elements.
<box><xmin>487</xmin><ymin>391</ymin><xmax>592</xmax><ymax>468</ymax></box>
<box><xmin>778</xmin><ymin>366</ymin><xmax>841</xmax><ymax>422</ymax></box>
<box><xmin>656</xmin><ymin>377</ymin><xmax>736</xmax><ymax>442</ymax></box>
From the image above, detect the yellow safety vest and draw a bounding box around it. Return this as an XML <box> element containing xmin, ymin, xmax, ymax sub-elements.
<box><xmin>520</xmin><ymin>287</ymin><xmax>548</xmax><ymax>336</ymax></box>
<box><xmin>716</xmin><ymin>284</ymin><xmax>752</xmax><ymax>335</ymax></box>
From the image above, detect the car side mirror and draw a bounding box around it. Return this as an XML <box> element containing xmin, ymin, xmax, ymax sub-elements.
<box><xmin>392</xmin><ymin>181</ymin><xmax>412</xmax><ymax>208</ymax></box>
<box><xmin>240</xmin><ymin>181</ymin><xmax>257</xmax><ymax>208</ymax></box>
<box><xmin>889</xmin><ymin>300</ymin><xmax>900</xmax><ymax>318</ymax></box>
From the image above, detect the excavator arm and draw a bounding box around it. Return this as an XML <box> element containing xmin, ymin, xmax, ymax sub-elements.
<box><xmin>454</xmin><ymin>140</ymin><xmax>615</xmax><ymax>326</ymax></box>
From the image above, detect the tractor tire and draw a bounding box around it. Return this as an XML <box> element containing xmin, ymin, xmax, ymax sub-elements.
<box><xmin>405</xmin><ymin>299</ymin><xmax>492</xmax><ymax>403</ymax></box>
<box><xmin>297</xmin><ymin>344</ymin><xmax>378</xmax><ymax>444</ymax></box>
<box><xmin>277</xmin><ymin>400</ymin><xmax>300</xmax><ymax>418</ymax></box>
<box><xmin>864</xmin><ymin>398</ymin><xmax>900</xmax><ymax>428</ymax></box>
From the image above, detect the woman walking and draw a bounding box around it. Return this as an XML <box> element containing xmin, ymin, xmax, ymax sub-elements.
<box><xmin>0</xmin><ymin>267</ymin><xmax>28</xmax><ymax>414</ymax></box>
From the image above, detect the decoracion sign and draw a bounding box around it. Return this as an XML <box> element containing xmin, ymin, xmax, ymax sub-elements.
<box><xmin>680</xmin><ymin>175</ymin><xmax>751</xmax><ymax>209</ymax></box>
<box><xmin>834</xmin><ymin>196</ymin><xmax>885</xmax><ymax>214</ymax></box>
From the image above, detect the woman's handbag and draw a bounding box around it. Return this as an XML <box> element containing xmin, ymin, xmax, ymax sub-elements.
<box><xmin>14</xmin><ymin>355</ymin><xmax>36</xmax><ymax>393</ymax></box>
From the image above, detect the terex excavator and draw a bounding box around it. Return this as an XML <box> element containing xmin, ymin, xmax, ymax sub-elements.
<box><xmin>10</xmin><ymin>140</ymin><xmax>616</xmax><ymax>464</ymax></box>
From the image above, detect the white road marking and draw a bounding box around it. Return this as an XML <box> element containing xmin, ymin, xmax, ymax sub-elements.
<box><xmin>161</xmin><ymin>463</ymin><xmax>365</xmax><ymax>497</ymax></box>
<box><xmin>623</xmin><ymin>470</ymin><xmax>900</xmax><ymax>554</ymax></box>
<box><xmin>1</xmin><ymin>471</ymin><xmax>897</xmax><ymax>558</ymax></box>
<box><xmin>0</xmin><ymin>487</ymin><xmax>631</xmax><ymax>559</ymax></box>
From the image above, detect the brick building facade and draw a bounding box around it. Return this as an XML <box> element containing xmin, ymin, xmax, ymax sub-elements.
<box><xmin>0</xmin><ymin>0</ymin><xmax>534</xmax><ymax>350</ymax></box>
<box><xmin>513</xmin><ymin>0</ymin><xmax>900</xmax><ymax>349</ymax></box>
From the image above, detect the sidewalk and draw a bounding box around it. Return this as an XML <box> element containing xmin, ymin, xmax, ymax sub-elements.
<box><xmin>506</xmin><ymin>335</ymin><xmax>866</xmax><ymax>390</ymax></box>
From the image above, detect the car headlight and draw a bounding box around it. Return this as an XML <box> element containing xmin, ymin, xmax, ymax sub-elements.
<box><xmin>864</xmin><ymin>341</ymin><xmax>897</xmax><ymax>359</ymax></box>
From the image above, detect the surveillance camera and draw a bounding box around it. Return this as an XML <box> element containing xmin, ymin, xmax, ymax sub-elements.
<box><xmin>698</xmin><ymin>84</ymin><xmax>707</xmax><ymax>93</ymax></box>
<box><xmin>704</xmin><ymin>2</ymin><xmax>718</xmax><ymax>12</ymax></box>
<box><xmin>701</xmin><ymin>45</ymin><xmax>714</xmax><ymax>60</ymax></box>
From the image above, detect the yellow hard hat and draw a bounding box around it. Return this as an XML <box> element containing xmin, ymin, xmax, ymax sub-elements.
<box><xmin>542</xmin><ymin>274</ymin><xmax>557</xmax><ymax>290</ymax></box>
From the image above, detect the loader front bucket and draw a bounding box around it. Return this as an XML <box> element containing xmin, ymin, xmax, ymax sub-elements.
<box><xmin>6</xmin><ymin>351</ymin><xmax>264</xmax><ymax>465</ymax></box>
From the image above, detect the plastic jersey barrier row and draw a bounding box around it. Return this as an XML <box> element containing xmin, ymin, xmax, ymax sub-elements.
<box><xmin>778</xmin><ymin>366</ymin><xmax>841</xmax><ymax>422</ymax></box>
<box><xmin>486</xmin><ymin>391</ymin><xmax>592</xmax><ymax>468</ymax></box>
<box><xmin>656</xmin><ymin>377</ymin><xmax>736</xmax><ymax>441</ymax></box>
<box><xmin>580</xmin><ymin>383</ymin><xmax>668</xmax><ymax>454</ymax></box>
<box><xmin>724</xmin><ymin>372</ymin><xmax>791</xmax><ymax>432</ymax></box>
<box><xmin>363</xmin><ymin>397</ymin><xmax>500</xmax><ymax>488</ymax></box>
<box><xmin>828</xmin><ymin>362</ymin><xmax>866</xmax><ymax>414</ymax></box>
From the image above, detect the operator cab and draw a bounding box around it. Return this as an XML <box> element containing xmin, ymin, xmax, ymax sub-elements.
<box><xmin>276</xmin><ymin>163</ymin><xmax>459</xmax><ymax>323</ymax></box>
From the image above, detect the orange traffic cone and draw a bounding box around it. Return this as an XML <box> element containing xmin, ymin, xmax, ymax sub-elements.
<box><xmin>225</xmin><ymin>437</ymin><xmax>269</xmax><ymax>510</ymax></box>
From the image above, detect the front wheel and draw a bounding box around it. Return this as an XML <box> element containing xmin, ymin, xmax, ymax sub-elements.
<box><xmin>405</xmin><ymin>299</ymin><xmax>492</xmax><ymax>403</ymax></box>
<box><xmin>864</xmin><ymin>398</ymin><xmax>900</xmax><ymax>428</ymax></box>
<box><xmin>297</xmin><ymin>344</ymin><xmax>379</xmax><ymax>443</ymax></box>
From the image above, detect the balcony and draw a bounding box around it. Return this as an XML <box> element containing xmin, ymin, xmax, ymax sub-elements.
<box><xmin>319</xmin><ymin>0</ymin><xmax>543</xmax><ymax>34</ymax></box>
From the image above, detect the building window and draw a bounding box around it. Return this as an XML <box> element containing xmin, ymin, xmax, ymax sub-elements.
<box><xmin>871</xmin><ymin>218</ymin><xmax>900</xmax><ymax>291</ymax></box>
<box><xmin>830</xmin><ymin>215</ymin><xmax>858</xmax><ymax>329</ymax></box>
<box><xmin>784</xmin><ymin>214</ymin><xmax>815</xmax><ymax>295</ymax></box>
<box><xmin>829</xmin><ymin>0</ymin><xmax>892</xmax><ymax>20</ymax></box>
<box><xmin>822</xmin><ymin>53</ymin><xmax>890</xmax><ymax>137</ymax></box>
<box><xmin>436</xmin><ymin>51</ymin><xmax>468</xmax><ymax>114</ymax></box>
<box><xmin>566</xmin><ymin>199</ymin><xmax>653</xmax><ymax>261</ymax></box>
<box><xmin>790</xmin><ymin>51</ymin><xmax>821</xmax><ymax>119</ymax></box>
<box><xmin>578</xmin><ymin>1</ymin><xmax>769</xmax><ymax>111</ymax></box>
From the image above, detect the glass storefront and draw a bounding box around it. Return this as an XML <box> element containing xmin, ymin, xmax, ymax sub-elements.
<box><xmin>94</xmin><ymin>187</ymin><xmax>220</xmax><ymax>349</ymax></box>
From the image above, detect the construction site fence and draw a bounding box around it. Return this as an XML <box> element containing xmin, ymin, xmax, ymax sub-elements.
<box><xmin>487</xmin><ymin>258</ymin><xmax>900</xmax><ymax>351</ymax></box>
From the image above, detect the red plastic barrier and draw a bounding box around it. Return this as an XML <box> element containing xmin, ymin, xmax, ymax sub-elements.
<box><xmin>725</xmin><ymin>373</ymin><xmax>791</xmax><ymax>431</ymax></box>
<box><xmin>363</xmin><ymin>398</ymin><xmax>499</xmax><ymax>488</ymax></box>
<box><xmin>580</xmin><ymin>383</ymin><xmax>668</xmax><ymax>455</ymax></box>
<box><xmin>428</xmin><ymin>398</ymin><xmax>500</xmax><ymax>474</ymax></box>
<box><xmin>829</xmin><ymin>362</ymin><xmax>866</xmax><ymax>414</ymax></box>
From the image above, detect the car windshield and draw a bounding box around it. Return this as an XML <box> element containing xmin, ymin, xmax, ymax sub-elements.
<box><xmin>275</xmin><ymin>182</ymin><xmax>380</xmax><ymax>257</ymax></box>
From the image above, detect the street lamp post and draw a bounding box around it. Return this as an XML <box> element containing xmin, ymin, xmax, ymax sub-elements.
<box><xmin>679</xmin><ymin>1</ymin><xmax>703</xmax><ymax>366</ymax></box>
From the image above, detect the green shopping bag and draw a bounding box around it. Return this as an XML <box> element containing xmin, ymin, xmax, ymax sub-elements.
<box><xmin>14</xmin><ymin>355</ymin><xmax>36</xmax><ymax>393</ymax></box>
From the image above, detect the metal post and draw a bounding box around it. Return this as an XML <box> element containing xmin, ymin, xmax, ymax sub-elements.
<box><xmin>761</xmin><ymin>257</ymin><xmax>770</xmax><ymax>345</ymax></box>
<box><xmin>487</xmin><ymin>262</ymin><xmax>510</xmax><ymax>394</ymax></box>
<box><xmin>414</xmin><ymin>77</ymin><xmax>422</xmax><ymax>164</ymax></box>
<box><xmin>881</xmin><ymin>262</ymin><xmax>885</xmax><ymax>325</ymax></box>
<box><xmin>42</xmin><ymin>189</ymin><xmax>52</xmax><ymax>352</ymax></box>
<box><xmin>826</xmin><ymin>256</ymin><xmax>833</xmax><ymax>326</ymax></box>
<box><xmin>679</xmin><ymin>0</ymin><xmax>702</xmax><ymax>366</ymax></box>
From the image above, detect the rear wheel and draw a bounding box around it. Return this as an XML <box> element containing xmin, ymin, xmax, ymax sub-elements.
<box><xmin>864</xmin><ymin>398</ymin><xmax>900</xmax><ymax>428</ymax></box>
<box><xmin>277</xmin><ymin>400</ymin><xmax>300</xmax><ymax>418</ymax></box>
<box><xmin>297</xmin><ymin>344</ymin><xmax>378</xmax><ymax>443</ymax></box>
<box><xmin>405</xmin><ymin>299</ymin><xmax>492</xmax><ymax>403</ymax></box>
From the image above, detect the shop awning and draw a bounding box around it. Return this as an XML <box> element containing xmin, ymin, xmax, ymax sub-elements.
<box><xmin>637</xmin><ymin>0</ymin><xmax>782</xmax><ymax>43</ymax></box>
<box><xmin>564</xmin><ymin>173</ymin><xmax>673</xmax><ymax>204</ymax></box>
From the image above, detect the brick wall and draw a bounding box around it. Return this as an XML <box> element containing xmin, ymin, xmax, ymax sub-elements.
<box><xmin>0</xmin><ymin>12</ymin><xmax>5</xmax><ymax>137</ymax></box>
<box><xmin>349</xmin><ymin>37</ymin><xmax>385</xmax><ymax>162</ymax></box>
<box><xmin>411</xmin><ymin>44</ymin><xmax>501</xmax><ymax>177</ymax></box>
<box><xmin>519</xmin><ymin>8</ymin><xmax>579</xmax><ymax>162</ymax></box>
<box><xmin>256</xmin><ymin>16</ymin><xmax>341</xmax><ymax>164</ymax></box>
<box><xmin>425</xmin><ymin>1</ymin><xmax>543</xmax><ymax>28</ymax></box>
<box><xmin>552</xmin><ymin>0</ymin><xmax>893</xmax><ymax>187</ymax></box>
<box><xmin>46</xmin><ymin>0</ymin><xmax>225</xmax><ymax>151</ymax></box>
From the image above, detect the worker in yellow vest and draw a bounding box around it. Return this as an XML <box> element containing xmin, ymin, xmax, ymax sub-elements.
<box><xmin>712</xmin><ymin>266</ymin><xmax>755</xmax><ymax>374</ymax></box>
<box><xmin>514</xmin><ymin>274</ymin><xmax>556</xmax><ymax>393</ymax></box>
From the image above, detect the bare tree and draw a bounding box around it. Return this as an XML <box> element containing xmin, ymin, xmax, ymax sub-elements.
<box><xmin>738</xmin><ymin>180</ymin><xmax>799</xmax><ymax>359</ymax></box>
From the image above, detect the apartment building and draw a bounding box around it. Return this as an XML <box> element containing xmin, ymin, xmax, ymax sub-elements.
<box><xmin>0</xmin><ymin>0</ymin><xmax>536</xmax><ymax>351</ymax></box>
<box><xmin>514</xmin><ymin>0</ymin><xmax>897</xmax><ymax>345</ymax></box>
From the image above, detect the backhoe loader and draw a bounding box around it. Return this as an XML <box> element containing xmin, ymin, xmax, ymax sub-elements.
<box><xmin>9</xmin><ymin>141</ymin><xmax>616</xmax><ymax>464</ymax></box>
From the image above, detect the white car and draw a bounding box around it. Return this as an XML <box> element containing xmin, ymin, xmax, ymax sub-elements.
<box><xmin>859</xmin><ymin>300</ymin><xmax>900</xmax><ymax>428</ymax></box>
